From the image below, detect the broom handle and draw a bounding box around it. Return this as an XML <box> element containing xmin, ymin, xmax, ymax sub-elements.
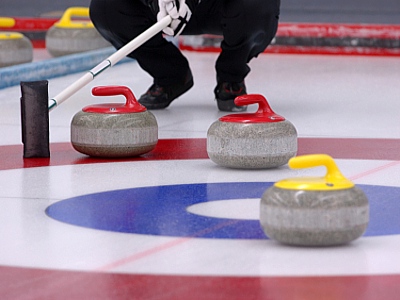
<box><xmin>48</xmin><ymin>15</ymin><xmax>172</xmax><ymax>111</ymax></box>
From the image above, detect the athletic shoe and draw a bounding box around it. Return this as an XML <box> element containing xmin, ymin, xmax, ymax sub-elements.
<box><xmin>214</xmin><ymin>81</ymin><xmax>247</xmax><ymax>112</ymax></box>
<box><xmin>139</xmin><ymin>71</ymin><xmax>194</xmax><ymax>109</ymax></box>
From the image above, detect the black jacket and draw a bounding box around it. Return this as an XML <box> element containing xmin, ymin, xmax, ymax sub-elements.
<box><xmin>140</xmin><ymin>0</ymin><xmax>200</xmax><ymax>15</ymax></box>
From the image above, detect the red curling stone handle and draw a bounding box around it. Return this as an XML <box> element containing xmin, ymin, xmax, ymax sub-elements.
<box><xmin>92</xmin><ymin>86</ymin><xmax>142</xmax><ymax>109</ymax></box>
<box><xmin>83</xmin><ymin>86</ymin><xmax>146</xmax><ymax>113</ymax></box>
<box><xmin>218</xmin><ymin>94</ymin><xmax>285</xmax><ymax>123</ymax></box>
<box><xmin>234</xmin><ymin>94</ymin><xmax>275</xmax><ymax>115</ymax></box>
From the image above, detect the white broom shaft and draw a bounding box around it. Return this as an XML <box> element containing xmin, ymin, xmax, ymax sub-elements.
<box><xmin>108</xmin><ymin>15</ymin><xmax>171</xmax><ymax>66</ymax></box>
<box><xmin>49</xmin><ymin>15</ymin><xmax>172</xmax><ymax>111</ymax></box>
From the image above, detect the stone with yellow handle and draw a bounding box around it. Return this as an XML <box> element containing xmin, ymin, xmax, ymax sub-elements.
<box><xmin>260</xmin><ymin>154</ymin><xmax>369</xmax><ymax>246</ymax></box>
<box><xmin>0</xmin><ymin>31</ymin><xmax>33</xmax><ymax>68</ymax></box>
<box><xmin>45</xmin><ymin>7</ymin><xmax>110</xmax><ymax>57</ymax></box>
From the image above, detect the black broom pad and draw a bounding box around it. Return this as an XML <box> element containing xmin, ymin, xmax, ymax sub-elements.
<box><xmin>20</xmin><ymin>81</ymin><xmax>50</xmax><ymax>158</ymax></box>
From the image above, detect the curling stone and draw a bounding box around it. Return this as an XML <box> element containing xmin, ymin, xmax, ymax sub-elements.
<box><xmin>45</xmin><ymin>7</ymin><xmax>110</xmax><ymax>57</ymax></box>
<box><xmin>207</xmin><ymin>94</ymin><xmax>297</xmax><ymax>169</ymax></box>
<box><xmin>71</xmin><ymin>86</ymin><xmax>158</xmax><ymax>157</ymax></box>
<box><xmin>260</xmin><ymin>154</ymin><xmax>369</xmax><ymax>246</ymax></box>
<box><xmin>0</xmin><ymin>32</ymin><xmax>33</xmax><ymax>67</ymax></box>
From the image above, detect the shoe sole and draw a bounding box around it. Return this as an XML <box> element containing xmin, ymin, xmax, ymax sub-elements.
<box><xmin>216</xmin><ymin>99</ymin><xmax>248</xmax><ymax>112</ymax></box>
<box><xmin>140</xmin><ymin>78</ymin><xmax>194</xmax><ymax>110</ymax></box>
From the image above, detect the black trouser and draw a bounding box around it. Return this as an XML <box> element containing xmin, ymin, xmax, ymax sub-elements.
<box><xmin>90</xmin><ymin>0</ymin><xmax>280</xmax><ymax>86</ymax></box>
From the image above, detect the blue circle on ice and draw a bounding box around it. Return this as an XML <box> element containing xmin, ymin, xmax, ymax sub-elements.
<box><xmin>46</xmin><ymin>182</ymin><xmax>400</xmax><ymax>239</ymax></box>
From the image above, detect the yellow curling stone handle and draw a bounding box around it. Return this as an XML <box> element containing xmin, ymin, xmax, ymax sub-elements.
<box><xmin>0</xmin><ymin>17</ymin><xmax>16</xmax><ymax>28</ymax></box>
<box><xmin>274</xmin><ymin>154</ymin><xmax>354</xmax><ymax>191</ymax></box>
<box><xmin>0</xmin><ymin>32</ymin><xmax>23</xmax><ymax>40</ymax></box>
<box><xmin>54</xmin><ymin>7</ymin><xmax>94</xmax><ymax>29</ymax></box>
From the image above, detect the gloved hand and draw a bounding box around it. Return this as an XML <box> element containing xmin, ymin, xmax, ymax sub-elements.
<box><xmin>157</xmin><ymin>0</ymin><xmax>192</xmax><ymax>36</ymax></box>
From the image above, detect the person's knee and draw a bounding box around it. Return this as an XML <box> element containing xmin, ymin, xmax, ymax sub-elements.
<box><xmin>223</xmin><ymin>0</ymin><xmax>280</xmax><ymax>60</ymax></box>
<box><xmin>222</xmin><ymin>0</ymin><xmax>280</xmax><ymax>40</ymax></box>
<box><xmin>243</xmin><ymin>0</ymin><xmax>280</xmax><ymax>48</ymax></box>
<box><xmin>241</xmin><ymin>0</ymin><xmax>280</xmax><ymax>19</ymax></box>
<box><xmin>89</xmin><ymin>0</ymin><xmax>106</xmax><ymax>27</ymax></box>
<box><xmin>90</xmin><ymin>0</ymin><xmax>152</xmax><ymax>48</ymax></box>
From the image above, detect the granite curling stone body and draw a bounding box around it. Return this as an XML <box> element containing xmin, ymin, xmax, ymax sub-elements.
<box><xmin>0</xmin><ymin>32</ymin><xmax>33</xmax><ymax>67</ymax></box>
<box><xmin>260</xmin><ymin>154</ymin><xmax>369</xmax><ymax>246</ymax></box>
<box><xmin>71</xmin><ymin>86</ymin><xmax>158</xmax><ymax>157</ymax></box>
<box><xmin>207</xmin><ymin>94</ymin><xmax>297</xmax><ymax>169</ymax></box>
<box><xmin>46</xmin><ymin>7</ymin><xmax>110</xmax><ymax>57</ymax></box>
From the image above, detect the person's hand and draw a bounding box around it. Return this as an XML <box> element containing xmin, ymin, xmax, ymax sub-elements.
<box><xmin>157</xmin><ymin>0</ymin><xmax>192</xmax><ymax>36</ymax></box>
